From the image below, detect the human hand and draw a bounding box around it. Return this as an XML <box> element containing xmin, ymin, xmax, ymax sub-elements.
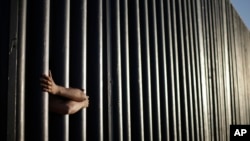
<box><xmin>83</xmin><ymin>96</ymin><xmax>89</xmax><ymax>108</ymax></box>
<box><xmin>40</xmin><ymin>71</ymin><xmax>59</xmax><ymax>95</ymax></box>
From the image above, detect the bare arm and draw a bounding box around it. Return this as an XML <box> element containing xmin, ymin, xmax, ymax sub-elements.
<box><xmin>40</xmin><ymin>71</ymin><xmax>86</xmax><ymax>102</ymax></box>
<box><xmin>49</xmin><ymin>95</ymin><xmax>89</xmax><ymax>115</ymax></box>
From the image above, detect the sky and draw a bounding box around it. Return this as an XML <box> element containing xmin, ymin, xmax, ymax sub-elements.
<box><xmin>230</xmin><ymin>0</ymin><xmax>250</xmax><ymax>30</ymax></box>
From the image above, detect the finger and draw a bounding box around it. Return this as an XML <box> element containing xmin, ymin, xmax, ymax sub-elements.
<box><xmin>41</xmin><ymin>83</ymin><xmax>50</xmax><ymax>89</ymax></box>
<box><xmin>42</xmin><ymin>88</ymin><xmax>50</xmax><ymax>92</ymax></box>
<box><xmin>41</xmin><ymin>75</ymin><xmax>50</xmax><ymax>81</ymax></box>
<box><xmin>40</xmin><ymin>81</ymin><xmax>51</xmax><ymax>87</ymax></box>
<box><xmin>49</xmin><ymin>70</ymin><xmax>53</xmax><ymax>78</ymax></box>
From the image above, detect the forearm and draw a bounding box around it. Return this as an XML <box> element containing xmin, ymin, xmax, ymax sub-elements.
<box><xmin>56</xmin><ymin>86</ymin><xmax>86</xmax><ymax>102</ymax></box>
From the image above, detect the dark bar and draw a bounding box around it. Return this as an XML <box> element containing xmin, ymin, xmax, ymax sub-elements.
<box><xmin>16</xmin><ymin>0</ymin><xmax>27</xmax><ymax>140</ymax></box>
<box><xmin>184</xmin><ymin>0</ymin><xmax>197</xmax><ymax>140</ymax></box>
<box><xmin>191</xmin><ymin>0</ymin><xmax>202</xmax><ymax>140</ymax></box>
<box><xmin>7</xmin><ymin>0</ymin><xmax>19</xmax><ymax>140</ymax></box>
<box><xmin>106</xmin><ymin>0</ymin><xmax>113</xmax><ymax>140</ymax></box>
<box><xmin>0</xmin><ymin>0</ymin><xmax>10</xmax><ymax>140</ymax></box>
<box><xmin>128</xmin><ymin>0</ymin><xmax>144</xmax><ymax>140</ymax></box>
<box><xmin>107</xmin><ymin>0</ymin><xmax>124</xmax><ymax>140</ymax></box>
<box><xmin>210</xmin><ymin>0</ymin><xmax>217</xmax><ymax>140</ymax></box>
<box><xmin>49</xmin><ymin>0</ymin><xmax>70</xmax><ymax>141</ymax></box>
<box><xmin>171</xmin><ymin>0</ymin><xmax>182</xmax><ymax>140</ymax></box>
<box><xmin>140</xmin><ymin>0</ymin><xmax>153</xmax><ymax>140</ymax></box>
<box><xmin>176</xmin><ymin>0</ymin><xmax>190</xmax><ymax>140</ymax></box>
<box><xmin>69</xmin><ymin>0</ymin><xmax>87</xmax><ymax>141</ymax></box>
<box><xmin>186</xmin><ymin>0</ymin><xmax>196</xmax><ymax>140</ymax></box>
<box><xmin>156</xmin><ymin>0</ymin><xmax>170</xmax><ymax>140</ymax></box>
<box><xmin>86</xmin><ymin>0</ymin><xmax>104</xmax><ymax>140</ymax></box>
<box><xmin>148</xmin><ymin>0</ymin><xmax>162</xmax><ymax>140</ymax></box>
<box><xmin>121</xmin><ymin>0</ymin><xmax>132</xmax><ymax>140</ymax></box>
<box><xmin>165</xmin><ymin>0</ymin><xmax>178</xmax><ymax>140</ymax></box>
<box><xmin>25</xmin><ymin>0</ymin><xmax>50</xmax><ymax>140</ymax></box>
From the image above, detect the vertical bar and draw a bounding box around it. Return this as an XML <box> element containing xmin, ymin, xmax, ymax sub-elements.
<box><xmin>169</xmin><ymin>0</ymin><xmax>182</xmax><ymax>140</ymax></box>
<box><xmin>186</xmin><ymin>0</ymin><xmax>196</xmax><ymax>140</ymax></box>
<box><xmin>191</xmin><ymin>0</ymin><xmax>202</xmax><ymax>140</ymax></box>
<box><xmin>222</xmin><ymin>1</ymin><xmax>231</xmax><ymax>140</ymax></box>
<box><xmin>49</xmin><ymin>0</ymin><xmax>70</xmax><ymax>141</ymax></box>
<box><xmin>86</xmin><ymin>0</ymin><xmax>104</xmax><ymax>140</ymax></box>
<box><xmin>176</xmin><ymin>0</ymin><xmax>190</xmax><ymax>140</ymax></box>
<box><xmin>156</xmin><ymin>0</ymin><xmax>170</xmax><ymax>140</ymax></box>
<box><xmin>148</xmin><ymin>0</ymin><xmax>162</xmax><ymax>140</ymax></box>
<box><xmin>106</xmin><ymin>0</ymin><xmax>113</xmax><ymax>140</ymax></box>
<box><xmin>98</xmin><ymin>0</ymin><xmax>104</xmax><ymax>140</ymax></box>
<box><xmin>210</xmin><ymin>1</ymin><xmax>218</xmax><ymax>140</ymax></box>
<box><xmin>228</xmin><ymin>3</ymin><xmax>236</xmax><ymax>125</ymax></box>
<box><xmin>24</xmin><ymin>0</ymin><xmax>49</xmax><ymax>140</ymax></box>
<box><xmin>121</xmin><ymin>0</ymin><xmax>132</xmax><ymax>140</ymax></box>
<box><xmin>107</xmin><ymin>0</ymin><xmax>124</xmax><ymax>140</ymax></box>
<box><xmin>7</xmin><ymin>0</ymin><xmax>19</xmax><ymax>140</ymax></box>
<box><xmin>39</xmin><ymin>0</ymin><xmax>50</xmax><ymax>140</ymax></box>
<box><xmin>196</xmin><ymin>0</ymin><xmax>210</xmax><ymax>140</ymax></box>
<box><xmin>183</xmin><ymin>0</ymin><xmax>196</xmax><ymax>140</ymax></box>
<box><xmin>128</xmin><ymin>0</ymin><xmax>144</xmax><ymax>140</ymax></box>
<box><xmin>16</xmin><ymin>0</ymin><xmax>27</xmax><ymax>140</ymax></box>
<box><xmin>0</xmin><ymin>0</ymin><xmax>10</xmax><ymax>141</ymax></box>
<box><xmin>69</xmin><ymin>0</ymin><xmax>87</xmax><ymax>141</ymax></box>
<box><xmin>165</xmin><ymin>0</ymin><xmax>178</xmax><ymax>140</ymax></box>
<box><xmin>140</xmin><ymin>0</ymin><xmax>153</xmax><ymax>140</ymax></box>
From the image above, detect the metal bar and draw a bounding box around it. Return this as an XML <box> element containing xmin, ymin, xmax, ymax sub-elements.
<box><xmin>86</xmin><ymin>0</ymin><xmax>104</xmax><ymax>140</ymax></box>
<box><xmin>121</xmin><ymin>0</ymin><xmax>132</xmax><ymax>140</ymax></box>
<box><xmin>222</xmin><ymin>1</ymin><xmax>231</xmax><ymax>140</ymax></box>
<box><xmin>175</xmin><ymin>0</ymin><xmax>190</xmax><ymax>140</ymax></box>
<box><xmin>69</xmin><ymin>0</ymin><xmax>87</xmax><ymax>141</ymax></box>
<box><xmin>170</xmin><ymin>0</ymin><xmax>182</xmax><ymax>140</ymax></box>
<box><xmin>98</xmin><ymin>0</ymin><xmax>104</xmax><ymax>140</ymax></box>
<box><xmin>7</xmin><ymin>0</ymin><xmax>19</xmax><ymax>140</ymax></box>
<box><xmin>184</xmin><ymin>0</ymin><xmax>195</xmax><ymax>140</ymax></box>
<box><xmin>49</xmin><ymin>0</ymin><xmax>70</xmax><ymax>141</ymax></box>
<box><xmin>140</xmin><ymin>0</ymin><xmax>153</xmax><ymax>140</ymax></box>
<box><xmin>25</xmin><ymin>0</ymin><xmax>51</xmax><ymax>140</ymax></box>
<box><xmin>24</xmin><ymin>0</ymin><xmax>49</xmax><ymax>140</ymax></box>
<box><xmin>106</xmin><ymin>0</ymin><xmax>113</xmax><ymax>140</ymax></box>
<box><xmin>196</xmin><ymin>0</ymin><xmax>210</xmax><ymax>140</ymax></box>
<box><xmin>107</xmin><ymin>0</ymin><xmax>124</xmax><ymax>140</ymax></box>
<box><xmin>128</xmin><ymin>0</ymin><xmax>144</xmax><ymax>140</ymax></box>
<box><xmin>176</xmin><ymin>0</ymin><xmax>190</xmax><ymax>140</ymax></box>
<box><xmin>190</xmin><ymin>0</ymin><xmax>201</xmax><ymax>140</ymax></box>
<box><xmin>156</xmin><ymin>0</ymin><xmax>170</xmax><ymax>140</ymax></box>
<box><xmin>227</xmin><ymin>3</ymin><xmax>236</xmax><ymax>125</ymax></box>
<box><xmin>165</xmin><ymin>0</ymin><xmax>178</xmax><ymax>140</ymax></box>
<box><xmin>114</xmin><ymin>0</ymin><xmax>123</xmax><ymax>139</ymax></box>
<box><xmin>38</xmin><ymin>0</ymin><xmax>50</xmax><ymax>140</ymax></box>
<box><xmin>16</xmin><ymin>0</ymin><xmax>27</xmax><ymax>140</ymax></box>
<box><xmin>148</xmin><ymin>0</ymin><xmax>162</xmax><ymax>140</ymax></box>
<box><xmin>210</xmin><ymin>1</ymin><xmax>218</xmax><ymax>140</ymax></box>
